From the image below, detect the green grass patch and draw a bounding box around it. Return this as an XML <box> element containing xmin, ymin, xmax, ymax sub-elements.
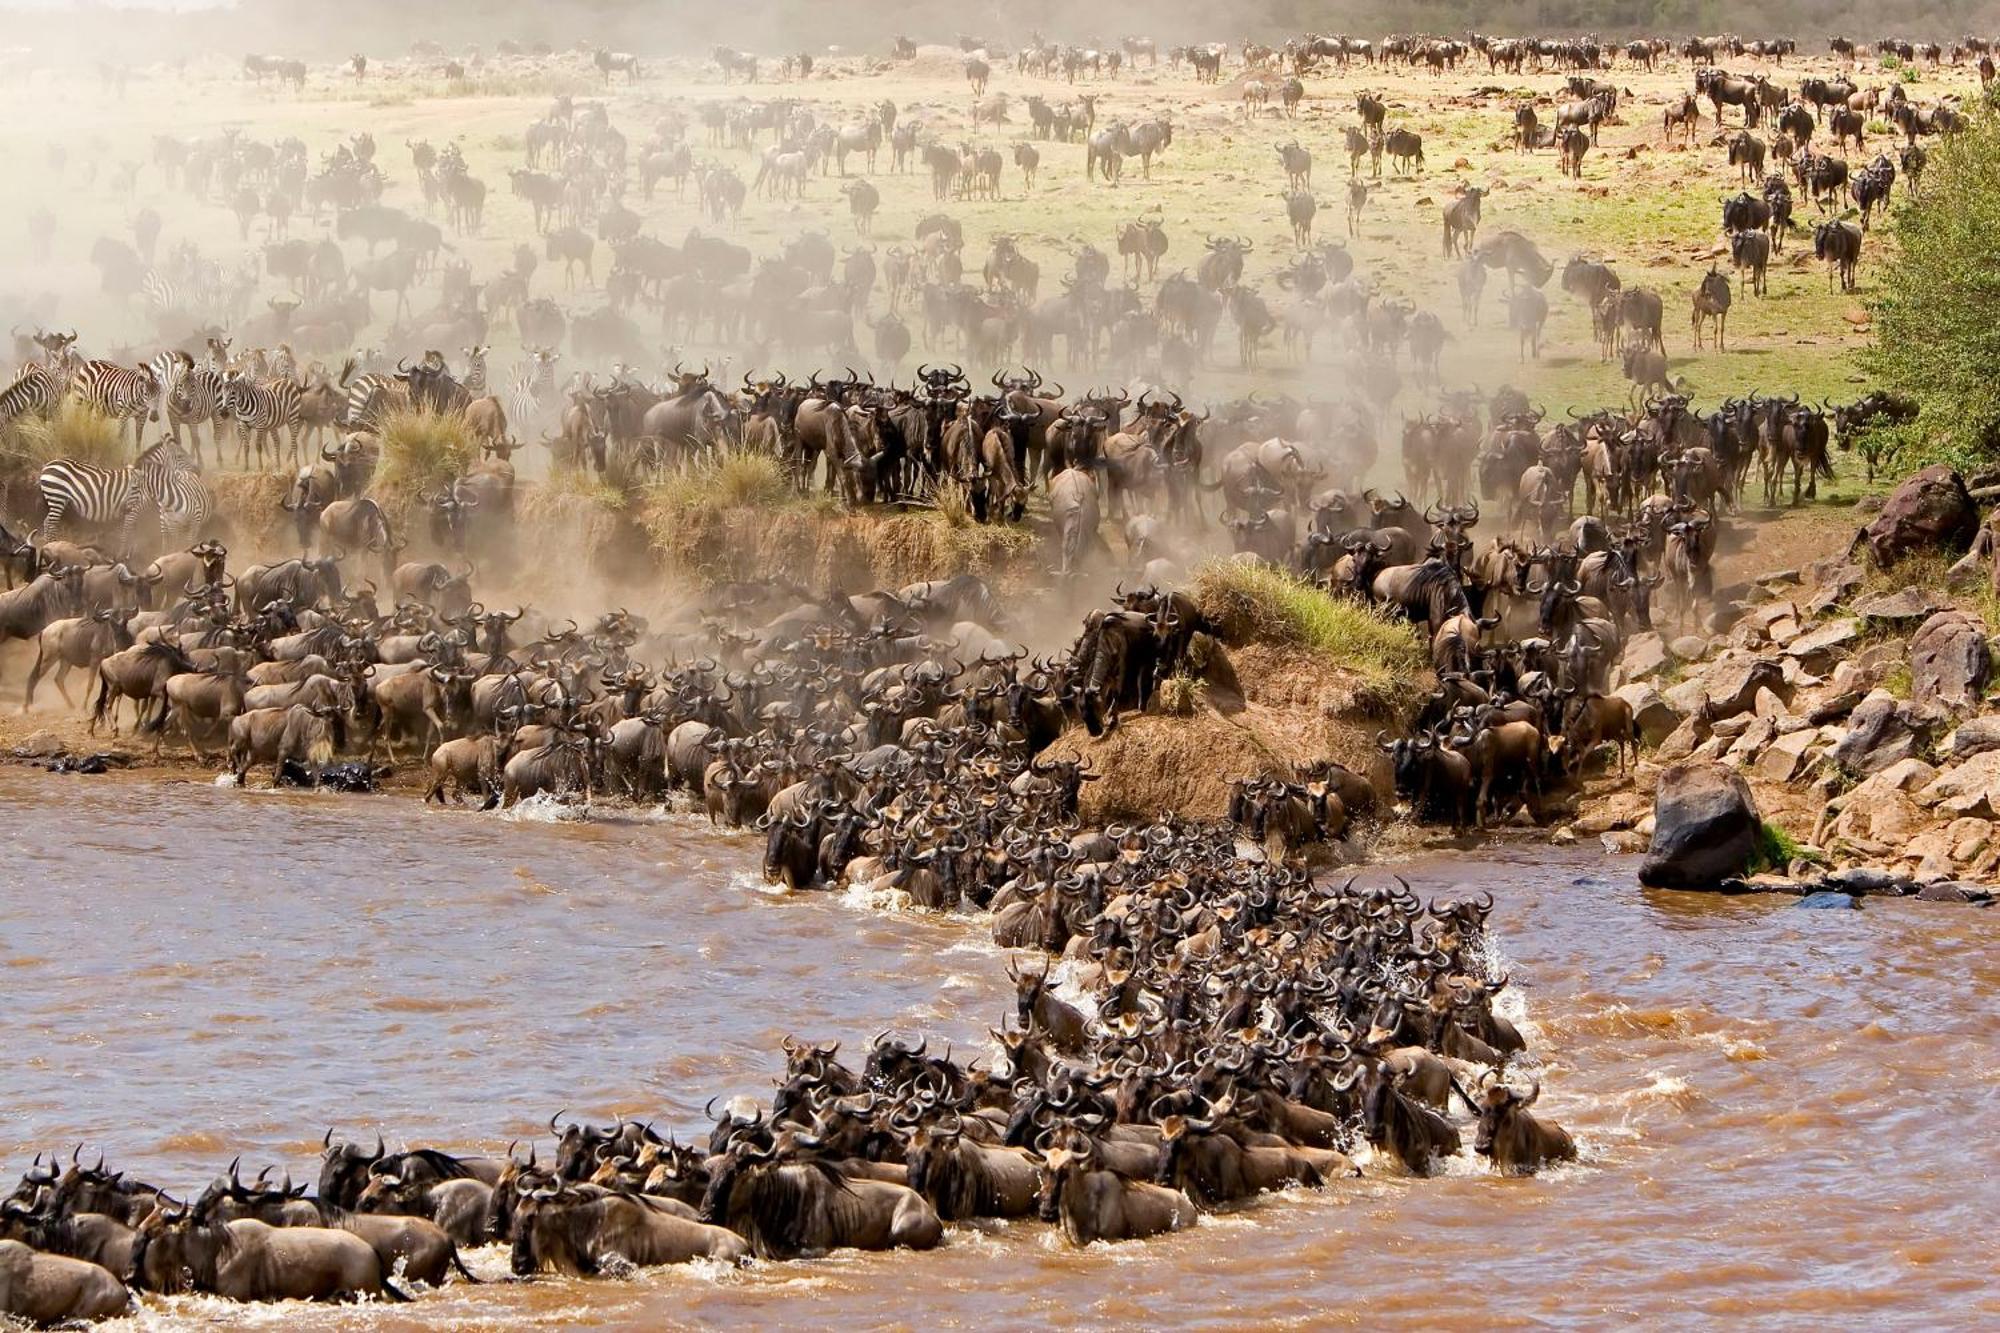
<box><xmin>1752</xmin><ymin>819</ymin><xmax>1821</xmax><ymax>873</ymax></box>
<box><xmin>1190</xmin><ymin>558</ymin><xmax>1424</xmax><ymax>687</ymax></box>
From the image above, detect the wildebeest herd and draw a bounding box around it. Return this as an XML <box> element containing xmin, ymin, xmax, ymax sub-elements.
<box><xmin>0</xmin><ymin>19</ymin><xmax>1970</xmax><ymax>1322</ymax></box>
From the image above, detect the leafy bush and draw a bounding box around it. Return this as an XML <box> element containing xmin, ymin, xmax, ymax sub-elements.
<box><xmin>1864</xmin><ymin>103</ymin><xmax>2000</xmax><ymax>463</ymax></box>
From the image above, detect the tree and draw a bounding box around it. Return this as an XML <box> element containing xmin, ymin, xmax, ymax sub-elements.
<box><xmin>1865</xmin><ymin>101</ymin><xmax>2000</xmax><ymax>467</ymax></box>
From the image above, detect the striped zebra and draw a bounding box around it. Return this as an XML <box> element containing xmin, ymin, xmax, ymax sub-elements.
<box><xmin>507</xmin><ymin>346</ymin><xmax>560</xmax><ymax>432</ymax></box>
<box><xmin>339</xmin><ymin>360</ymin><xmax>407</xmax><ymax>431</ymax></box>
<box><xmin>168</xmin><ymin>362</ymin><xmax>229</xmax><ymax>466</ymax></box>
<box><xmin>35</xmin><ymin>441</ymin><xmax>205</xmax><ymax>551</ymax></box>
<box><xmin>218</xmin><ymin>372</ymin><xmax>303</xmax><ymax>470</ymax></box>
<box><xmin>68</xmin><ymin>359</ymin><xmax>162</xmax><ymax>452</ymax></box>
<box><xmin>0</xmin><ymin>364</ymin><xmax>64</xmax><ymax>433</ymax></box>
<box><xmin>461</xmin><ymin>344</ymin><xmax>488</xmax><ymax>395</ymax></box>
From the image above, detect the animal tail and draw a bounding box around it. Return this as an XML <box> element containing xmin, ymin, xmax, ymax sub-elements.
<box><xmin>1447</xmin><ymin>1069</ymin><xmax>1479</xmax><ymax>1114</ymax></box>
<box><xmin>449</xmin><ymin>1242</ymin><xmax>482</xmax><ymax>1284</ymax></box>
<box><xmin>381</xmin><ymin>1278</ymin><xmax>413</xmax><ymax>1302</ymax></box>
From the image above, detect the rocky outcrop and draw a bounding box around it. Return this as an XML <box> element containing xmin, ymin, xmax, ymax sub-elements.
<box><xmin>1829</xmin><ymin>691</ymin><xmax>1936</xmax><ymax>777</ymax></box>
<box><xmin>1853</xmin><ymin>465</ymin><xmax>1979</xmax><ymax>570</ymax></box>
<box><xmin>1908</xmin><ymin>610</ymin><xmax>1991</xmax><ymax>714</ymax></box>
<box><xmin>1638</xmin><ymin>762</ymin><xmax>1764</xmax><ymax>889</ymax></box>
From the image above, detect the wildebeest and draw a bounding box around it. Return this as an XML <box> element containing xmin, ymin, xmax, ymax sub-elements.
<box><xmin>1813</xmin><ymin>219</ymin><xmax>1863</xmax><ymax>291</ymax></box>
<box><xmin>1473</xmin><ymin>1076</ymin><xmax>1577</xmax><ymax>1174</ymax></box>
<box><xmin>1692</xmin><ymin>267</ymin><xmax>1733</xmax><ymax>349</ymax></box>
<box><xmin>698</xmin><ymin>1142</ymin><xmax>942</xmax><ymax>1259</ymax></box>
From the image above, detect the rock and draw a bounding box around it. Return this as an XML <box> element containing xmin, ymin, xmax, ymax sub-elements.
<box><xmin>1752</xmin><ymin>686</ymin><xmax>1790</xmax><ymax>718</ymax></box>
<box><xmin>1669</xmin><ymin>634</ymin><xmax>1711</xmax><ymax>661</ymax></box>
<box><xmin>1699</xmin><ymin>657</ymin><xmax>1791</xmax><ymax>720</ymax></box>
<box><xmin>1909</xmin><ymin>611</ymin><xmax>1991</xmax><ymax>713</ymax></box>
<box><xmin>1725</xmin><ymin>715</ymin><xmax>1777</xmax><ymax>764</ymax></box>
<box><xmin>1654</xmin><ymin>712</ymin><xmax>1708</xmax><ymax>761</ymax></box>
<box><xmin>1621</xmin><ymin>632</ymin><xmax>1670</xmax><ymax>680</ymax></box>
<box><xmin>1785</xmin><ymin>617</ymin><xmax>1859</xmax><ymax>668</ymax></box>
<box><xmin>1946</xmin><ymin>714</ymin><xmax>2000</xmax><ymax>759</ymax></box>
<box><xmin>1575</xmin><ymin>789</ymin><xmax>1653</xmax><ymax>834</ymax></box>
<box><xmin>1915</xmin><ymin>750</ymin><xmax>2000</xmax><ymax>818</ymax></box>
<box><xmin>1550</xmin><ymin>826</ymin><xmax>1576</xmax><ymax>846</ymax></box>
<box><xmin>1853</xmin><ymin>587</ymin><xmax>1943</xmax><ymax>623</ymax></box>
<box><xmin>1638</xmin><ymin>762</ymin><xmax>1764</xmax><ymax>888</ymax></box>
<box><xmin>1614</xmin><ymin>683</ymin><xmax>1680</xmax><ymax>744</ymax></box>
<box><xmin>1829</xmin><ymin>690</ymin><xmax>1934</xmax><ymax>776</ymax></box>
<box><xmin>1805</xmin><ymin>691</ymin><xmax>1864</xmax><ymax>725</ymax></box>
<box><xmin>1757</xmin><ymin>568</ymin><xmax>1801</xmax><ymax>587</ymax></box>
<box><xmin>1853</xmin><ymin>465</ymin><xmax>1980</xmax><ymax>570</ymax></box>
<box><xmin>1804</xmin><ymin>563</ymin><xmax>1865</xmax><ymax>616</ymax></box>
<box><xmin>1796</xmin><ymin>891</ymin><xmax>1861</xmax><ymax>909</ymax></box>
<box><xmin>1824</xmin><ymin>866</ymin><xmax>1913</xmax><ymax>895</ymax></box>
<box><xmin>13</xmin><ymin>731</ymin><xmax>65</xmax><ymax>758</ymax></box>
<box><xmin>1712</xmin><ymin>713</ymin><xmax>1754</xmax><ymax>739</ymax></box>
<box><xmin>1757</xmin><ymin>729</ymin><xmax>1819</xmax><ymax>783</ymax></box>
<box><xmin>1600</xmin><ymin>831</ymin><xmax>1646</xmax><ymax>854</ymax></box>
<box><xmin>1915</xmin><ymin>880</ymin><xmax>1996</xmax><ymax>904</ymax></box>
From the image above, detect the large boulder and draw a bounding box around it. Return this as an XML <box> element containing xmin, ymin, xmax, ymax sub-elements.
<box><xmin>1829</xmin><ymin>690</ymin><xmax>1936</xmax><ymax>777</ymax></box>
<box><xmin>1665</xmin><ymin>656</ymin><xmax>1790</xmax><ymax>720</ymax></box>
<box><xmin>1908</xmin><ymin>610</ymin><xmax>1991</xmax><ymax>713</ymax></box>
<box><xmin>1638</xmin><ymin>762</ymin><xmax>1765</xmax><ymax>888</ymax></box>
<box><xmin>1614</xmin><ymin>683</ymin><xmax>1681</xmax><ymax>745</ymax></box>
<box><xmin>1853</xmin><ymin>465</ymin><xmax>1979</xmax><ymax>570</ymax></box>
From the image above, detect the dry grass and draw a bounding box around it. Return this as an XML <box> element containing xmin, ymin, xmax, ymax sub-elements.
<box><xmin>0</xmin><ymin>402</ymin><xmax>124</xmax><ymax>474</ymax></box>
<box><xmin>372</xmin><ymin>408</ymin><xmax>473</xmax><ymax>502</ymax></box>
<box><xmin>1190</xmin><ymin>559</ymin><xmax>1424</xmax><ymax>690</ymax></box>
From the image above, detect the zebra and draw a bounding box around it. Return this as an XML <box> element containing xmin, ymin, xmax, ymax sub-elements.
<box><xmin>339</xmin><ymin>360</ymin><xmax>407</xmax><ymax>431</ymax></box>
<box><xmin>68</xmin><ymin>359</ymin><xmax>162</xmax><ymax>452</ymax></box>
<box><xmin>0</xmin><ymin>364</ymin><xmax>64</xmax><ymax>433</ymax></box>
<box><xmin>461</xmin><ymin>344</ymin><xmax>489</xmax><ymax>395</ymax></box>
<box><xmin>34</xmin><ymin>440</ymin><xmax>205</xmax><ymax>552</ymax></box>
<box><xmin>167</xmin><ymin>361</ymin><xmax>229</xmax><ymax>465</ymax></box>
<box><xmin>507</xmin><ymin>346</ymin><xmax>560</xmax><ymax>431</ymax></box>
<box><xmin>218</xmin><ymin>372</ymin><xmax>303</xmax><ymax>470</ymax></box>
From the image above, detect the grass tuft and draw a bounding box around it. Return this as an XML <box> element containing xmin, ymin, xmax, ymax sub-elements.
<box><xmin>1</xmin><ymin>401</ymin><xmax>126</xmax><ymax>475</ymax></box>
<box><xmin>373</xmin><ymin>408</ymin><xmax>472</xmax><ymax>501</ymax></box>
<box><xmin>1190</xmin><ymin>558</ymin><xmax>1424</xmax><ymax>687</ymax></box>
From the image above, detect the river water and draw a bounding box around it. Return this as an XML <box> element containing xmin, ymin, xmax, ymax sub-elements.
<box><xmin>2</xmin><ymin>768</ymin><xmax>1995</xmax><ymax>1328</ymax></box>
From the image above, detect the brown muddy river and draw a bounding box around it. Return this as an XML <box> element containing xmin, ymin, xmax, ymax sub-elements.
<box><xmin>2</xmin><ymin>767</ymin><xmax>1995</xmax><ymax>1327</ymax></box>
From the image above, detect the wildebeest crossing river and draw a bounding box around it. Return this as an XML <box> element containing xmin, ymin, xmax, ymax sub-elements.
<box><xmin>1</xmin><ymin>768</ymin><xmax>1993</xmax><ymax>1326</ymax></box>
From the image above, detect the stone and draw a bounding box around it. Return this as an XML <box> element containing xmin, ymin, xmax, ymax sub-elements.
<box><xmin>1829</xmin><ymin>690</ymin><xmax>1934</xmax><ymax>777</ymax></box>
<box><xmin>1712</xmin><ymin>713</ymin><xmax>1754</xmax><ymax>739</ymax></box>
<box><xmin>1908</xmin><ymin>611</ymin><xmax>1991</xmax><ymax>714</ymax></box>
<box><xmin>1669</xmin><ymin>635</ymin><xmax>1711</xmax><ymax>661</ymax></box>
<box><xmin>1752</xmin><ymin>686</ymin><xmax>1790</xmax><ymax>718</ymax></box>
<box><xmin>1785</xmin><ymin>617</ymin><xmax>1860</xmax><ymax>667</ymax></box>
<box><xmin>1829</xmin><ymin>789</ymin><xmax>1931</xmax><ymax>846</ymax></box>
<box><xmin>1699</xmin><ymin>657</ymin><xmax>1791</xmax><ymax>720</ymax></box>
<box><xmin>1767</xmin><ymin>616</ymin><xmax>1802</xmax><ymax>644</ymax></box>
<box><xmin>13</xmin><ymin>731</ymin><xmax>64</xmax><ymax>758</ymax></box>
<box><xmin>1576</xmin><ymin>789</ymin><xmax>1654</xmax><ymax>834</ymax></box>
<box><xmin>1824</xmin><ymin>865</ymin><xmax>1913</xmax><ymax>895</ymax></box>
<box><xmin>1655</xmin><ymin>713</ymin><xmax>1708</xmax><ymax>762</ymax></box>
<box><xmin>1757</xmin><ymin>568</ymin><xmax>1802</xmax><ymax>586</ymax></box>
<box><xmin>1853</xmin><ymin>464</ymin><xmax>1980</xmax><ymax>570</ymax></box>
<box><xmin>1621</xmin><ymin>632</ymin><xmax>1670</xmax><ymax>681</ymax></box>
<box><xmin>1549</xmin><ymin>826</ymin><xmax>1577</xmax><ymax>846</ymax></box>
<box><xmin>1600</xmin><ymin>831</ymin><xmax>1647</xmax><ymax>854</ymax></box>
<box><xmin>1757</xmin><ymin>729</ymin><xmax>1819</xmax><ymax>783</ymax></box>
<box><xmin>1614</xmin><ymin>683</ymin><xmax>1680</xmax><ymax>745</ymax></box>
<box><xmin>1796</xmin><ymin>891</ymin><xmax>1861</xmax><ymax>910</ymax></box>
<box><xmin>1945</xmin><ymin>714</ymin><xmax>2000</xmax><ymax>759</ymax></box>
<box><xmin>1828</xmin><ymin>657</ymin><xmax>1887</xmax><ymax>697</ymax></box>
<box><xmin>1805</xmin><ymin>563</ymin><xmax>1865</xmax><ymax>617</ymax></box>
<box><xmin>1915</xmin><ymin>750</ymin><xmax>2000</xmax><ymax>818</ymax></box>
<box><xmin>1805</xmin><ymin>691</ymin><xmax>1864</xmax><ymax>725</ymax></box>
<box><xmin>1746</xmin><ymin>601</ymin><xmax>1799</xmax><ymax>632</ymax></box>
<box><xmin>1854</xmin><ymin>587</ymin><xmax>1944</xmax><ymax>623</ymax></box>
<box><xmin>1638</xmin><ymin>762</ymin><xmax>1764</xmax><ymax>889</ymax></box>
<box><xmin>1725</xmin><ymin>715</ymin><xmax>1777</xmax><ymax>763</ymax></box>
<box><xmin>1915</xmin><ymin>880</ymin><xmax>1997</xmax><ymax>904</ymax></box>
